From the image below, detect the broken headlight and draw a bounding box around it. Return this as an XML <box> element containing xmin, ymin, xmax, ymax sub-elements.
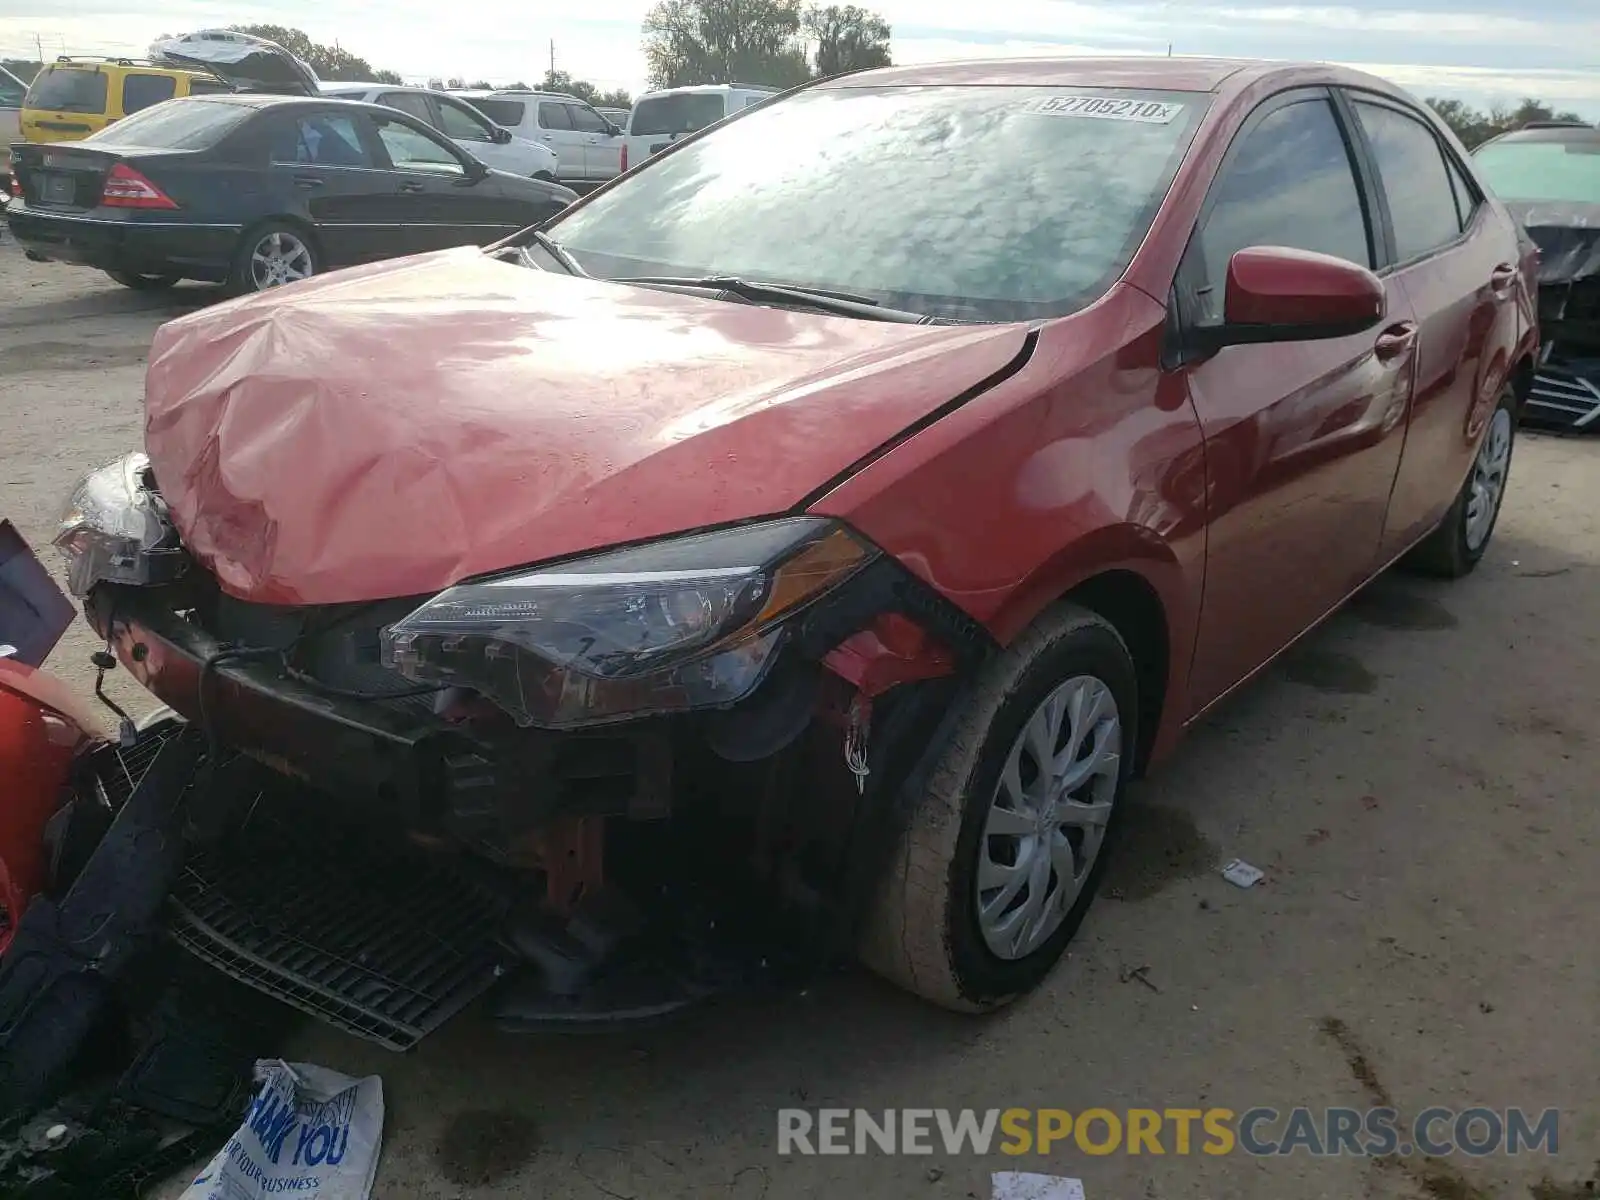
<box><xmin>381</xmin><ymin>518</ymin><xmax>876</xmax><ymax>729</ymax></box>
<box><xmin>53</xmin><ymin>452</ymin><xmax>186</xmax><ymax>596</ymax></box>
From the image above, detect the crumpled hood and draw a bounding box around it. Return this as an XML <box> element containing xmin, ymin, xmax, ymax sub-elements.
<box><xmin>145</xmin><ymin>249</ymin><xmax>1031</xmax><ymax>605</ymax></box>
<box><xmin>1508</xmin><ymin>201</ymin><xmax>1600</xmax><ymax>284</ymax></box>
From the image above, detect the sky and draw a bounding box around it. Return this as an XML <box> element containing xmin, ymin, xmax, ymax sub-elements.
<box><xmin>3</xmin><ymin>0</ymin><xmax>1598</xmax><ymax>118</ymax></box>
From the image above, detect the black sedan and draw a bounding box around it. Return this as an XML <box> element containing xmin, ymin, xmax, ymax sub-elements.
<box><xmin>7</xmin><ymin>93</ymin><xmax>577</xmax><ymax>294</ymax></box>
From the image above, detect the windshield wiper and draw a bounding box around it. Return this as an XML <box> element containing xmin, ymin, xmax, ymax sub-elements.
<box><xmin>615</xmin><ymin>275</ymin><xmax>931</xmax><ymax>323</ymax></box>
<box><xmin>526</xmin><ymin>231</ymin><xmax>587</xmax><ymax>277</ymax></box>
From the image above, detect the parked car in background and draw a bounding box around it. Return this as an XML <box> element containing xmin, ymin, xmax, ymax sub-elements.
<box><xmin>454</xmin><ymin>89</ymin><xmax>623</xmax><ymax>185</ymax></box>
<box><xmin>18</xmin><ymin>56</ymin><xmax>229</xmax><ymax>144</ymax></box>
<box><xmin>1475</xmin><ymin>120</ymin><xmax>1600</xmax><ymax>431</ymax></box>
<box><xmin>596</xmin><ymin>106</ymin><xmax>630</xmax><ymax>127</ymax></box>
<box><xmin>1</xmin><ymin>66</ymin><xmax>24</xmax><ymax>193</ymax></box>
<box><xmin>57</xmin><ymin>57</ymin><xmax>1534</xmax><ymax>1046</ymax></box>
<box><xmin>621</xmin><ymin>83</ymin><xmax>777</xmax><ymax>169</ymax></box>
<box><xmin>321</xmin><ymin>83</ymin><xmax>560</xmax><ymax>181</ymax></box>
<box><xmin>7</xmin><ymin>94</ymin><xmax>574</xmax><ymax>293</ymax></box>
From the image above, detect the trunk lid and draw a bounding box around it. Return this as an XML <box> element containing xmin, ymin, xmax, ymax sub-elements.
<box><xmin>150</xmin><ymin>30</ymin><xmax>321</xmax><ymax>97</ymax></box>
<box><xmin>11</xmin><ymin>142</ymin><xmax>196</xmax><ymax>212</ymax></box>
<box><xmin>143</xmin><ymin>248</ymin><xmax>1034</xmax><ymax>606</ymax></box>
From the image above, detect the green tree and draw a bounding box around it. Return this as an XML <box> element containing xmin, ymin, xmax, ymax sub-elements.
<box><xmin>227</xmin><ymin>24</ymin><xmax>403</xmax><ymax>84</ymax></box>
<box><xmin>804</xmin><ymin>4</ymin><xmax>891</xmax><ymax>78</ymax></box>
<box><xmin>1426</xmin><ymin>95</ymin><xmax>1586</xmax><ymax>149</ymax></box>
<box><xmin>539</xmin><ymin>69</ymin><xmax>632</xmax><ymax>108</ymax></box>
<box><xmin>642</xmin><ymin>0</ymin><xmax>812</xmax><ymax>89</ymax></box>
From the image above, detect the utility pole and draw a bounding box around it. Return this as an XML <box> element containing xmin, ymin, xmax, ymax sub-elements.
<box><xmin>35</xmin><ymin>32</ymin><xmax>45</xmax><ymax>63</ymax></box>
<box><xmin>549</xmin><ymin>39</ymin><xmax>555</xmax><ymax>77</ymax></box>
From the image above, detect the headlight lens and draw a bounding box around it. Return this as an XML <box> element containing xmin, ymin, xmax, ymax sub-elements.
<box><xmin>53</xmin><ymin>452</ymin><xmax>186</xmax><ymax>596</ymax></box>
<box><xmin>381</xmin><ymin>518</ymin><xmax>876</xmax><ymax>728</ymax></box>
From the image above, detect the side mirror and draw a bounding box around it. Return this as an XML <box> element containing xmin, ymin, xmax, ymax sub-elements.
<box><xmin>1199</xmin><ymin>245</ymin><xmax>1384</xmax><ymax>353</ymax></box>
<box><xmin>460</xmin><ymin>157</ymin><xmax>490</xmax><ymax>183</ymax></box>
<box><xmin>606</xmin><ymin>122</ymin><xmax>623</xmax><ymax>137</ymax></box>
<box><xmin>492</xmin><ymin>126</ymin><xmax>512</xmax><ymax>144</ymax></box>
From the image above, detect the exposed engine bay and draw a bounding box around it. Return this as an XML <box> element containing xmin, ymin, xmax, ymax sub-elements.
<box><xmin>1512</xmin><ymin>201</ymin><xmax>1600</xmax><ymax>430</ymax></box>
<box><xmin>52</xmin><ymin>454</ymin><xmax>991</xmax><ymax>1049</ymax></box>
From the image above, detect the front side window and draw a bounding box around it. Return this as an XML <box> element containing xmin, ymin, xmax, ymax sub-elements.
<box><xmin>374</xmin><ymin>116</ymin><xmax>464</xmax><ymax>174</ymax></box>
<box><xmin>566</xmin><ymin>103</ymin><xmax>611</xmax><ymax>134</ymax></box>
<box><xmin>379</xmin><ymin>91</ymin><xmax>435</xmax><ymax>126</ymax></box>
<box><xmin>271</xmin><ymin>113</ymin><xmax>372</xmax><ymax>167</ymax></box>
<box><xmin>1353</xmin><ymin>100</ymin><xmax>1463</xmax><ymax>262</ymax></box>
<box><xmin>120</xmin><ymin>73</ymin><xmax>176</xmax><ymax>114</ymax></box>
<box><xmin>551</xmin><ymin>85</ymin><xmax>1209</xmax><ymax>322</ymax></box>
<box><xmin>1473</xmin><ymin>136</ymin><xmax>1600</xmax><ymax>204</ymax></box>
<box><xmin>25</xmin><ymin>67</ymin><xmax>108</xmax><ymax>114</ymax></box>
<box><xmin>437</xmin><ymin>97</ymin><xmax>493</xmax><ymax>141</ymax></box>
<box><xmin>1190</xmin><ymin>98</ymin><xmax>1371</xmax><ymax>326</ymax></box>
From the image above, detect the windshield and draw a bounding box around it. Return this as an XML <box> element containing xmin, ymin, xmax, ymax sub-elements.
<box><xmin>1474</xmin><ymin>138</ymin><xmax>1600</xmax><ymax>204</ymax></box>
<box><xmin>630</xmin><ymin>93</ymin><xmax>727</xmax><ymax>137</ymax></box>
<box><xmin>26</xmin><ymin>67</ymin><xmax>109</xmax><ymax>114</ymax></box>
<box><xmin>551</xmin><ymin>85</ymin><xmax>1207</xmax><ymax>322</ymax></box>
<box><xmin>469</xmin><ymin>98</ymin><xmax>525</xmax><ymax>127</ymax></box>
<box><xmin>86</xmin><ymin>98</ymin><xmax>253</xmax><ymax>148</ymax></box>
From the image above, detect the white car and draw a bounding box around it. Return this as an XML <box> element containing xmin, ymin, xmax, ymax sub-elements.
<box><xmin>320</xmin><ymin>83</ymin><xmax>560</xmax><ymax>181</ymax></box>
<box><xmin>621</xmin><ymin>84</ymin><xmax>778</xmax><ymax>170</ymax></box>
<box><xmin>1</xmin><ymin>66</ymin><xmax>24</xmax><ymax>192</ymax></box>
<box><xmin>453</xmin><ymin>90</ymin><xmax>624</xmax><ymax>186</ymax></box>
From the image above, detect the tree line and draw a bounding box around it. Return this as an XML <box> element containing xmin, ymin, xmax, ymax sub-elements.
<box><xmin>1424</xmin><ymin>96</ymin><xmax>1587</xmax><ymax>148</ymax></box>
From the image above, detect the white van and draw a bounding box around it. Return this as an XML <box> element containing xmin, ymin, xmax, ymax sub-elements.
<box><xmin>621</xmin><ymin>84</ymin><xmax>778</xmax><ymax>170</ymax></box>
<box><xmin>320</xmin><ymin>83</ymin><xmax>560</xmax><ymax>181</ymax></box>
<box><xmin>453</xmin><ymin>90</ymin><xmax>624</xmax><ymax>186</ymax></box>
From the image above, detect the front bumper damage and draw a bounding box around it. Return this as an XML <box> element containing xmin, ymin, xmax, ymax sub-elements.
<box><xmin>70</xmin><ymin>554</ymin><xmax>989</xmax><ymax>1050</ymax></box>
<box><xmin>1528</xmin><ymin>278</ymin><xmax>1600</xmax><ymax>430</ymax></box>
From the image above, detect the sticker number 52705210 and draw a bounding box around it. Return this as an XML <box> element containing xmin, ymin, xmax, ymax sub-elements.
<box><xmin>1022</xmin><ymin>95</ymin><xmax>1186</xmax><ymax>124</ymax></box>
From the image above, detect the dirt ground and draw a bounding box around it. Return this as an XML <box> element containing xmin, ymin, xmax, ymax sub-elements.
<box><xmin>2</xmin><ymin>245</ymin><xmax>1597</xmax><ymax>1200</ymax></box>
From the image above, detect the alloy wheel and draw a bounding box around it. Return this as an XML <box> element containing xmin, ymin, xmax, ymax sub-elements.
<box><xmin>1464</xmin><ymin>406</ymin><xmax>1513</xmax><ymax>552</ymax></box>
<box><xmin>975</xmin><ymin>674</ymin><xmax>1122</xmax><ymax>960</ymax></box>
<box><xmin>249</xmin><ymin>230</ymin><xmax>314</xmax><ymax>291</ymax></box>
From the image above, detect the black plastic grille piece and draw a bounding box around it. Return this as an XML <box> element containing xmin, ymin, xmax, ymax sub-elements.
<box><xmin>169</xmin><ymin>818</ymin><xmax>511</xmax><ymax>1051</ymax></box>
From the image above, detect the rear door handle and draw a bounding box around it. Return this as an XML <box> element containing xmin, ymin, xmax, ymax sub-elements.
<box><xmin>293</xmin><ymin>175</ymin><xmax>324</xmax><ymax>189</ymax></box>
<box><xmin>398</xmin><ymin>180</ymin><xmax>425</xmax><ymax>194</ymax></box>
<box><xmin>1490</xmin><ymin>263</ymin><xmax>1518</xmax><ymax>294</ymax></box>
<box><xmin>1375</xmin><ymin>321</ymin><xmax>1418</xmax><ymax>363</ymax></box>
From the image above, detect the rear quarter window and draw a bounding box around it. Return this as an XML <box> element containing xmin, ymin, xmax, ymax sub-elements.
<box><xmin>86</xmin><ymin>98</ymin><xmax>254</xmax><ymax>149</ymax></box>
<box><xmin>26</xmin><ymin>67</ymin><xmax>108</xmax><ymax>114</ymax></box>
<box><xmin>121</xmin><ymin>73</ymin><xmax>177</xmax><ymax>115</ymax></box>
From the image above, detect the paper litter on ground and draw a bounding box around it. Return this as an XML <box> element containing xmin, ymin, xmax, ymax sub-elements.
<box><xmin>991</xmin><ymin>1171</ymin><xmax>1088</xmax><ymax>1200</ymax></box>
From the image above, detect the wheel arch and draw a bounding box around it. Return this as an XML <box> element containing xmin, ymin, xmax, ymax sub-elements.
<box><xmin>238</xmin><ymin>214</ymin><xmax>323</xmax><ymax>262</ymax></box>
<box><xmin>1058</xmin><ymin>570</ymin><xmax>1171</xmax><ymax>778</ymax></box>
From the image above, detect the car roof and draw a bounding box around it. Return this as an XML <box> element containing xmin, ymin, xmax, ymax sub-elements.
<box><xmin>170</xmin><ymin>92</ymin><xmax>403</xmax><ymax>113</ymax></box>
<box><xmin>637</xmin><ymin>84</ymin><xmax>776</xmax><ymax>97</ymax></box>
<box><xmin>1481</xmin><ymin>123</ymin><xmax>1600</xmax><ymax>148</ymax></box>
<box><xmin>813</xmin><ymin>55</ymin><xmax>1399</xmax><ymax>98</ymax></box>
<box><xmin>464</xmin><ymin>89</ymin><xmax>582</xmax><ymax>102</ymax></box>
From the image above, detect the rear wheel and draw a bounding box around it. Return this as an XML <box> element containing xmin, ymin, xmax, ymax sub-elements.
<box><xmin>859</xmin><ymin>604</ymin><xmax>1136</xmax><ymax>1011</ymax></box>
<box><xmin>229</xmin><ymin>221</ymin><xmax>319</xmax><ymax>295</ymax></box>
<box><xmin>1405</xmin><ymin>386</ymin><xmax>1517</xmax><ymax>578</ymax></box>
<box><xmin>106</xmin><ymin>270</ymin><xmax>180</xmax><ymax>290</ymax></box>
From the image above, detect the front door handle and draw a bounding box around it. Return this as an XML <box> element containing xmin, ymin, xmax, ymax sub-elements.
<box><xmin>1489</xmin><ymin>263</ymin><xmax>1519</xmax><ymax>294</ymax></box>
<box><xmin>398</xmin><ymin>180</ymin><xmax>425</xmax><ymax>194</ymax></box>
<box><xmin>540</xmin><ymin>133</ymin><xmax>554</xmax><ymax>141</ymax></box>
<box><xmin>293</xmin><ymin>174</ymin><xmax>324</xmax><ymax>189</ymax></box>
<box><xmin>1374</xmin><ymin>321</ymin><xmax>1419</xmax><ymax>363</ymax></box>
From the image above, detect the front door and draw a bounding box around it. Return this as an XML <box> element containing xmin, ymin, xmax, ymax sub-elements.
<box><xmin>535</xmin><ymin>100</ymin><xmax>586</xmax><ymax>180</ymax></box>
<box><xmin>1178</xmin><ymin>89</ymin><xmax>1417</xmax><ymax>713</ymax></box>
<box><xmin>563</xmin><ymin>100</ymin><xmax>621</xmax><ymax>179</ymax></box>
<box><xmin>370</xmin><ymin>113</ymin><xmax>511</xmax><ymax>252</ymax></box>
<box><xmin>1341</xmin><ymin>93</ymin><xmax>1525</xmax><ymax>561</ymax></box>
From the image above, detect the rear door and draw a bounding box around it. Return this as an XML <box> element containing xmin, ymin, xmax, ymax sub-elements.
<box><xmin>1177</xmin><ymin>88</ymin><xmax>1418</xmax><ymax>713</ymax></box>
<box><xmin>563</xmin><ymin>100</ymin><xmax>620</xmax><ymax>179</ymax></box>
<box><xmin>533</xmin><ymin>100</ymin><xmax>585</xmax><ymax>179</ymax></box>
<box><xmin>1341</xmin><ymin>92</ymin><xmax>1524</xmax><ymax>559</ymax></box>
<box><xmin>263</xmin><ymin>108</ymin><xmax>398</xmax><ymax>266</ymax></box>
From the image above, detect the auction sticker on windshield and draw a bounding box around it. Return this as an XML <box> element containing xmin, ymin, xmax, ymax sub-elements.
<box><xmin>1022</xmin><ymin>96</ymin><xmax>1185</xmax><ymax>124</ymax></box>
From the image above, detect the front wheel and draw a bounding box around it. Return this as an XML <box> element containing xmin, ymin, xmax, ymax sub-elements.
<box><xmin>228</xmin><ymin>222</ymin><xmax>319</xmax><ymax>295</ymax></box>
<box><xmin>106</xmin><ymin>270</ymin><xmax>180</xmax><ymax>290</ymax></box>
<box><xmin>859</xmin><ymin>604</ymin><xmax>1136</xmax><ymax>1012</ymax></box>
<box><xmin>1405</xmin><ymin>386</ymin><xmax>1517</xmax><ymax>578</ymax></box>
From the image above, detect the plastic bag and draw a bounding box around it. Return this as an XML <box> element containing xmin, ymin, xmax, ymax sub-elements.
<box><xmin>179</xmin><ymin>1059</ymin><xmax>383</xmax><ymax>1200</ymax></box>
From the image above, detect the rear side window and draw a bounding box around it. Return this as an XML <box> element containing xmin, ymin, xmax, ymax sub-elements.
<box><xmin>630</xmin><ymin>93</ymin><xmax>726</xmax><ymax>136</ymax></box>
<box><xmin>538</xmin><ymin>102</ymin><xmax>571</xmax><ymax>130</ymax></box>
<box><xmin>26</xmin><ymin>67</ymin><xmax>109</xmax><ymax>114</ymax></box>
<box><xmin>271</xmin><ymin>114</ymin><xmax>373</xmax><ymax>167</ymax></box>
<box><xmin>188</xmin><ymin>78</ymin><xmax>231</xmax><ymax>96</ymax></box>
<box><xmin>1353</xmin><ymin>100</ymin><xmax>1463</xmax><ymax>262</ymax></box>
<box><xmin>1191</xmin><ymin>98</ymin><xmax>1372</xmax><ymax>325</ymax></box>
<box><xmin>121</xmin><ymin>74</ymin><xmax>176</xmax><ymax>115</ymax></box>
<box><xmin>469</xmin><ymin>98</ymin><xmax>524</xmax><ymax>127</ymax></box>
<box><xmin>86</xmin><ymin>98</ymin><xmax>253</xmax><ymax>149</ymax></box>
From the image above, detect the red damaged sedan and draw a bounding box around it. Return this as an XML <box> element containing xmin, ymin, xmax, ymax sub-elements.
<box><xmin>52</xmin><ymin>57</ymin><xmax>1535</xmax><ymax>1044</ymax></box>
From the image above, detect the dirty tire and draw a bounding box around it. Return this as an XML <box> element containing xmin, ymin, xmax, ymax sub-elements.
<box><xmin>1404</xmin><ymin>385</ymin><xmax>1517</xmax><ymax>579</ymax></box>
<box><xmin>105</xmin><ymin>270</ymin><xmax>180</xmax><ymax>290</ymax></box>
<box><xmin>859</xmin><ymin>603</ymin><xmax>1137</xmax><ymax>1012</ymax></box>
<box><xmin>227</xmin><ymin>220</ymin><xmax>319</xmax><ymax>295</ymax></box>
